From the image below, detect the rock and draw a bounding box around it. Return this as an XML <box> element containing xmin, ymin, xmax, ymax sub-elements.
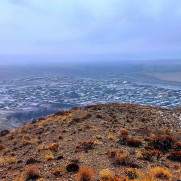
<box><xmin>0</xmin><ymin>130</ymin><xmax>10</xmax><ymax>137</ymax></box>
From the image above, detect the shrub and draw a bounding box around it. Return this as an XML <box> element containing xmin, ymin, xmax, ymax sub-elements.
<box><xmin>167</xmin><ymin>151</ymin><xmax>181</xmax><ymax>162</ymax></box>
<box><xmin>108</xmin><ymin>150</ymin><xmax>118</xmax><ymax>158</ymax></box>
<box><xmin>96</xmin><ymin>113</ymin><xmax>103</xmax><ymax>118</ymax></box>
<box><xmin>137</xmin><ymin>150</ymin><xmax>155</xmax><ymax>161</ymax></box>
<box><xmin>120</xmin><ymin>129</ymin><xmax>128</xmax><ymax>136</ymax></box>
<box><xmin>101</xmin><ymin>176</ymin><xmax>123</xmax><ymax>181</ymax></box>
<box><xmin>51</xmin><ymin>168</ymin><xmax>62</xmax><ymax>176</ymax></box>
<box><xmin>58</xmin><ymin>134</ymin><xmax>63</xmax><ymax>139</ymax></box>
<box><xmin>113</xmin><ymin>153</ymin><xmax>129</xmax><ymax>166</ymax></box>
<box><xmin>76</xmin><ymin>141</ymin><xmax>95</xmax><ymax>152</ymax></box>
<box><xmin>26</xmin><ymin>157</ymin><xmax>38</xmax><ymax>164</ymax></box>
<box><xmin>6</xmin><ymin>157</ymin><xmax>16</xmax><ymax>164</ymax></box>
<box><xmin>175</xmin><ymin>141</ymin><xmax>181</xmax><ymax>151</ymax></box>
<box><xmin>151</xmin><ymin>167</ymin><xmax>171</xmax><ymax>179</ymax></box>
<box><xmin>77</xmin><ymin>166</ymin><xmax>94</xmax><ymax>181</ymax></box>
<box><xmin>48</xmin><ymin>143</ymin><xmax>58</xmax><ymax>152</ymax></box>
<box><xmin>99</xmin><ymin>169</ymin><xmax>114</xmax><ymax>179</ymax></box>
<box><xmin>3</xmin><ymin>148</ymin><xmax>9</xmax><ymax>155</ymax></box>
<box><xmin>0</xmin><ymin>144</ymin><xmax>4</xmax><ymax>150</ymax></box>
<box><xmin>108</xmin><ymin>133</ymin><xmax>115</xmax><ymax>140</ymax></box>
<box><xmin>23</xmin><ymin>166</ymin><xmax>39</xmax><ymax>180</ymax></box>
<box><xmin>45</xmin><ymin>152</ymin><xmax>54</xmax><ymax>160</ymax></box>
<box><xmin>125</xmin><ymin>168</ymin><xmax>140</xmax><ymax>180</ymax></box>
<box><xmin>148</xmin><ymin>135</ymin><xmax>176</xmax><ymax>151</ymax></box>
<box><xmin>126</xmin><ymin>137</ymin><xmax>142</xmax><ymax>147</ymax></box>
<box><xmin>66</xmin><ymin>163</ymin><xmax>79</xmax><ymax>172</ymax></box>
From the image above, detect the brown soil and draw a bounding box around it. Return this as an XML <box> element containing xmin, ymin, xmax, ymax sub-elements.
<box><xmin>0</xmin><ymin>103</ymin><xmax>180</xmax><ymax>181</ymax></box>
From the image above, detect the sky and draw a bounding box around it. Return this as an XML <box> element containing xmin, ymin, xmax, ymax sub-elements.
<box><xmin>0</xmin><ymin>0</ymin><xmax>181</xmax><ymax>61</ymax></box>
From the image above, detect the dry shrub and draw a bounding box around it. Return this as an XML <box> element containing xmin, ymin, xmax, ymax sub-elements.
<box><xmin>45</xmin><ymin>151</ymin><xmax>54</xmax><ymax>160</ymax></box>
<box><xmin>77</xmin><ymin>166</ymin><xmax>94</xmax><ymax>181</ymax></box>
<box><xmin>37</xmin><ymin>144</ymin><xmax>45</xmax><ymax>151</ymax></box>
<box><xmin>140</xmin><ymin>172</ymin><xmax>155</xmax><ymax>181</ymax></box>
<box><xmin>3</xmin><ymin>148</ymin><xmax>9</xmax><ymax>155</ymax></box>
<box><xmin>23</xmin><ymin>165</ymin><xmax>39</xmax><ymax>180</ymax></box>
<box><xmin>99</xmin><ymin>169</ymin><xmax>114</xmax><ymax>179</ymax></box>
<box><xmin>108</xmin><ymin>150</ymin><xmax>118</xmax><ymax>158</ymax></box>
<box><xmin>0</xmin><ymin>156</ymin><xmax>16</xmax><ymax>166</ymax></box>
<box><xmin>113</xmin><ymin>153</ymin><xmax>129</xmax><ymax>166</ymax></box>
<box><xmin>175</xmin><ymin>141</ymin><xmax>181</xmax><ymax>151</ymax></box>
<box><xmin>0</xmin><ymin>157</ymin><xmax>6</xmax><ymax>166</ymax></box>
<box><xmin>108</xmin><ymin>133</ymin><xmax>115</xmax><ymax>140</ymax></box>
<box><xmin>137</xmin><ymin>150</ymin><xmax>162</xmax><ymax>161</ymax></box>
<box><xmin>37</xmin><ymin>178</ymin><xmax>45</xmax><ymax>181</ymax></box>
<box><xmin>151</xmin><ymin>167</ymin><xmax>171</xmax><ymax>180</ymax></box>
<box><xmin>126</xmin><ymin>137</ymin><xmax>142</xmax><ymax>147</ymax></box>
<box><xmin>96</xmin><ymin>113</ymin><xmax>103</xmax><ymax>118</ymax></box>
<box><xmin>120</xmin><ymin>129</ymin><xmax>128</xmax><ymax>136</ymax></box>
<box><xmin>0</xmin><ymin>144</ymin><xmax>4</xmax><ymax>150</ymax></box>
<box><xmin>58</xmin><ymin>134</ymin><xmax>63</xmax><ymax>139</ymax></box>
<box><xmin>148</xmin><ymin>135</ymin><xmax>176</xmax><ymax>151</ymax></box>
<box><xmin>26</xmin><ymin>157</ymin><xmax>38</xmax><ymax>164</ymax></box>
<box><xmin>76</xmin><ymin>141</ymin><xmax>95</xmax><ymax>152</ymax></box>
<box><xmin>21</xmin><ymin>139</ymin><xmax>31</xmax><ymax>146</ymax></box>
<box><xmin>167</xmin><ymin>151</ymin><xmax>181</xmax><ymax>162</ymax></box>
<box><xmin>66</xmin><ymin>163</ymin><xmax>79</xmax><ymax>172</ymax></box>
<box><xmin>101</xmin><ymin>176</ymin><xmax>124</xmax><ymax>181</ymax></box>
<box><xmin>96</xmin><ymin>135</ymin><xmax>103</xmax><ymax>139</ymax></box>
<box><xmin>125</xmin><ymin>168</ymin><xmax>140</xmax><ymax>180</ymax></box>
<box><xmin>6</xmin><ymin>157</ymin><xmax>16</xmax><ymax>164</ymax></box>
<box><xmin>48</xmin><ymin>143</ymin><xmax>58</xmax><ymax>152</ymax></box>
<box><xmin>51</xmin><ymin>167</ymin><xmax>62</xmax><ymax>176</ymax></box>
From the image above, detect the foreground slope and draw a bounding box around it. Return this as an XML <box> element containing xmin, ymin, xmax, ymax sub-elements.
<box><xmin>0</xmin><ymin>103</ymin><xmax>180</xmax><ymax>181</ymax></box>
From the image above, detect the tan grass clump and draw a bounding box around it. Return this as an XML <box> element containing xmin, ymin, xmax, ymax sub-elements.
<box><xmin>45</xmin><ymin>151</ymin><xmax>54</xmax><ymax>160</ymax></box>
<box><xmin>99</xmin><ymin>169</ymin><xmax>114</xmax><ymax>179</ymax></box>
<box><xmin>150</xmin><ymin>167</ymin><xmax>171</xmax><ymax>180</ymax></box>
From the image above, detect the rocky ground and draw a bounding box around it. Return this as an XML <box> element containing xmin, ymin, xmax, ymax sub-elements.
<box><xmin>0</xmin><ymin>103</ymin><xmax>180</xmax><ymax>181</ymax></box>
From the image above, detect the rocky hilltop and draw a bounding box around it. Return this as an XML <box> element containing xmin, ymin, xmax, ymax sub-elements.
<box><xmin>0</xmin><ymin>103</ymin><xmax>180</xmax><ymax>181</ymax></box>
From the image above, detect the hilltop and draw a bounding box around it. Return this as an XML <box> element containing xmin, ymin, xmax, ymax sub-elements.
<box><xmin>0</xmin><ymin>103</ymin><xmax>180</xmax><ymax>181</ymax></box>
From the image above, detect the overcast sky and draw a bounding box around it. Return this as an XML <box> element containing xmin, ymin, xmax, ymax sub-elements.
<box><xmin>0</xmin><ymin>0</ymin><xmax>181</xmax><ymax>60</ymax></box>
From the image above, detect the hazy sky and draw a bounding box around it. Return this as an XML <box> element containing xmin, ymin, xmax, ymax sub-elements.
<box><xmin>0</xmin><ymin>0</ymin><xmax>181</xmax><ymax>59</ymax></box>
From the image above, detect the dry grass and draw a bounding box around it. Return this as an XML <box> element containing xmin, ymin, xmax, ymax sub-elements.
<box><xmin>0</xmin><ymin>156</ymin><xmax>16</xmax><ymax>166</ymax></box>
<box><xmin>113</xmin><ymin>153</ymin><xmax>129</xmax><ymax>166</ymax></box>
<box><xmin>45</xmin><ymin>151</ymin><xmax>54</xmax><ymax>160</ymax></box>
<box><xmin>23</xmin><ymin>165</ymin><xmax>39</xmax><ymax>180</ymax></box>
<box><xmin>150</xmin><ymin>167</ymin><xmax>171</xmax><ymax>180</ymax></box>
<box><xmin>125</xmin><ymin>168</ymin><xmax>141</xmax><ymax>180</ymax></box>
<box><xmin>108</xmin><ymin>133</ymin><xmax>115</xmax><ymax>140</ymax></box>
<box><xmin>99</xmin><ymin>169</ymin><xmax>114</xmax><ymax>179</ymax></box>
<box><xmin>77</xmin><ymin>166</ymin><xmax>94</xmax><ymax>181</ymax></box>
